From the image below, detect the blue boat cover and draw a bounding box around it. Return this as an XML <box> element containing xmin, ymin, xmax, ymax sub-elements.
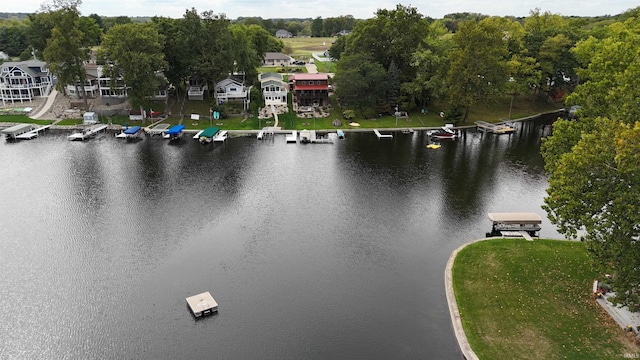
<box><xmin>124</xmin><ymin>126</ymin><xmax>141</xmax><ymax>135</ymax></box>
<box><xmin>165</xmin><ymin>124</ymin><xmax>185</xmax><ymax>135</ymax></box>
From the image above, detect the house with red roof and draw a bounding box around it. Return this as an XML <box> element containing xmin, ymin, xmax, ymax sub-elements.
<box><xmin>289</xmin><ymin>73</ymin><xmax>329</xmax><ymax>107</ymax></box>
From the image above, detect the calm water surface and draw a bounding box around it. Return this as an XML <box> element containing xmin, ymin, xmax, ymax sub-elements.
<box><xmin>0</xmin><ymin>119</ymin><xmax>560</xmax><ymax>359</ymax></box>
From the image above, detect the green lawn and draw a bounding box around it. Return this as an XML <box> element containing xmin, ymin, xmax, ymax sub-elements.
<box><xmin>0</xmin><ymin>114</ymin><xmax>53</xmax><ymax>125</ymax></box>
<box><xmin>452</xmin><ymin>239</ymin><xmax>638</xmax><ymax>360</ymax></box>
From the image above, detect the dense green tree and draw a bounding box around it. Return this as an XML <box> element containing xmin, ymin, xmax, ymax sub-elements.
<box><xmin>543</xmin><ymin>118</ymin><xmax>640</xmax><ymax>310</ymax></box>
<box><xmin>245</xmin><ymin>24</ymin><xmax>283</xmax><ymax>54</ymax></box>
<box><xmin>334</xmin><ymin>53</ymin><xmax>387</xmax><ymax>116</ymax></box>
<box><xmin>0</xmin><ymin>18</ymin><xmax>29</xmax><ymax>57</ymax></box>
<box><xmin>100</xmin><ymin>22</ymin><xmax>166</xmax><ymax>113</ymax></box>
<box><xmin>77</xmin><ymin>16</ymin><xmax>102</xmax><ymax>45</ymax></box>
<box><xmin>445</xmin><ymin>17</ymin><xmax>509</xmax><ymax>122</ymax></box>
<box><xmin>523</xmin><ymin>9</ymin><xmax>582</xmax><ymax>95</ymax></box>
<box><xmin>151</xmin><ymin>16</ymin><xmax>186</xmax><ymax>90</ymax></box>
<box><xmin>386</xmin><ymin>60</ymin><xmax>400</xmax><ymax>112</ymax></box>
<box><xmin>26</xmin><ymin>11</ymin><xmax>55</xmax><ymax>58</ymax></box>
<box><xmin>345</xmin><ymin>5</ymin><xmax>430</xmax><ymax>85</ymax></box>
<box><xmin>404</xmin><ymin>21</ymin><xmax>452</xmax><ymax>109</ymax></box>
<box><xmin>229</xmin><ymin>24</ymin><xmax>261</xmax><ymax>83</ymax></box>
<box><xmin>506</xmin><ymin>54</ymin><xmax>541</xmax><ymax>118</ymax></box>
<box><xmin>311</xmin><ymin>17</ymin><xmax>323</xmax><ymax>37</ymax></box>
<box><xmin>43</xmin><ymin>4</ymin><xmax>91</xmax><ymax>109</ymax></box>
<box><xmin>567</xmin><ymin>18</ymin><xmax>640</xmax><ymax>125</ymax></box>
<box><xmin>328</xmin><ymin>34</ymin><xmax>348</xmax><ymax>60</ymax></box>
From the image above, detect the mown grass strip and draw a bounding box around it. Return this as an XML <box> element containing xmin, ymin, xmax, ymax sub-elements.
<box><xmin>452</xmin><ymin>239</ymin><xmax>637</xmax><ymax>359</ymax></box>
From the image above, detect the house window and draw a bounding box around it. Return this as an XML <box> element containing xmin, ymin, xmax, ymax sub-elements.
<box><xmin>230</xmin><ymin>87</ymin><xmax>237</xmax><ymax>92</ymax></box>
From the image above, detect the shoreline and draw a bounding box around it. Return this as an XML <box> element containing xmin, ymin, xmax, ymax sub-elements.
<box><xmin>0</xmin><ymin>109</ymin><xmax>564</xmax><ymax>135</ymax></box>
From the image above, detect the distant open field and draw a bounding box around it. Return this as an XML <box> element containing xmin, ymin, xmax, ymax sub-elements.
<box><xmin>282</xmin><ymin>37</ymin><xmax>334</xmax><ymax>59</ymax></box>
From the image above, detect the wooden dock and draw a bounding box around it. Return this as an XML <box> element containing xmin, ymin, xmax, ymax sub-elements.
<box><xmin>186</xmin><ymin>291</ymin><xmax>218</xmax><ymax>318</ymax></box>
<box><xmin>475</xmin><ymin>121</ymin><xmax>515</xmax><ymax>134</ymax></box>
<box><xmin>373</xmin><ymin>129</ymin><xmax>393</xmax><ymax>139</ymax></box>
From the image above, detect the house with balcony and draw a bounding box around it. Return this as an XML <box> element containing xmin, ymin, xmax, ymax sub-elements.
<box><xmin>259</xmin><ymin>72</ymin><xmax>288</xmax><ymax>105</ymax></box>
<box><xmin>214</xmin><ymin>77</ymin><xmax>250</xmax><ymax>111</ymax></box>
<box><xmin>0</xmin><ymin>60</ymin><xmax>53</xmax><ymax>104</ymax></box>
<box><xmin>289</xmin><ymin>73</ymin><xmax>329</xmax><ymax>107</ymax></box>
<box><xmin>187</xmin><ymin>78</ymin><xmax>207</xmax><ymax>101</ymax></box>
<box><xmin>94</xmin><ymin>66</ymin><xmax>167</xmax><ymax>104</ymax></box>
<box><xmin>64</xmin><ymin>64</ymin><xmax>101</xmax><ymax>98</ymax></box>
<box><xmin>263</xmin><ymin>52</ymin><xmax>292</xmax><ymax>67</ymax></box>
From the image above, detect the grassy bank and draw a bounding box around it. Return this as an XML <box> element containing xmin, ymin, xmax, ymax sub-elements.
<box><xmin>452</xmin><ymin>239</ymin><xmax>637</xmax><ymax>359</ymax></box>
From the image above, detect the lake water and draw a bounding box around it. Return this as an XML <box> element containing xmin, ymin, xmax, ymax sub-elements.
<box><xmin>0</xmin><ymin>118</ymin><xmax>560</xmax><ymax>359</ymax></box>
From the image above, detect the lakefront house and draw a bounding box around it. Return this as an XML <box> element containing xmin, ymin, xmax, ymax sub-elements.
<box><xmin>0</xmin><ymin>60</ymin><xmax>53</xmax><ymax>104</ymax></box>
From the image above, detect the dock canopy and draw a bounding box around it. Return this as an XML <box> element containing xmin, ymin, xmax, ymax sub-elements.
<box><xmin>165</xmin><ymin>124</ymin><xmax>185</xmax><ymax>135</ymax></box>
<box><xmin>200</xmin><ymin>127</ymin><xmax>220</xmax><ymax>138</ymax></box>
<box><xmin>1</xmin><ymin>123</ymin><xmax>34</xmax><ymax>136</ymax></box>
<box><xmin>488</xmin><ymin>212</ymin><xmax>542</xmax><ymax>224</ymax></box>
<box><xmin>124</xmin><ymin>126</ymin><xmax>142</xmax><ymax>135</ymax></box>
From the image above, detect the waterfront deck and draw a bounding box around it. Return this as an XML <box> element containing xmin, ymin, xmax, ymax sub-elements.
<box><xmin>213</xmin><ymin>130</ymin><xmax>228</xmax><ymax>142</ymax></box>
<box><xmin>309</xmin><ymin>130</ymin><xmax>333</xmax><ymax>144</ymax></box>
<box><xmin>147</xmin><ymin>123</ymin><xmax>170</xmax><ymax>137</ymax></box>
<box><xmin>475</xmin><ymin>121</ymin><xmax>515</xmax><ymax>134</ymax></box>
<box><xmin>68</xmin><ymin>124</ymin><xmax>108</xmax><ymax>141</ymax></box>
<box><xmin>286</xmin><ymin>130</ymin><xmax>297</xmax><ymax>143</ymax></box>
<box><xmin>186</xmin><ymin>291</ymin><xmax>218</xmax><ymax>318</ymax></box>
<box><xmin>192</xmin><ymin>129</ymin><xmax>204</xmax><ymax>139</ymax></box>
<box><xmin>373</xmin><ymin>129</ymin><xmax>393</xmax><ymax>139</ymax></box>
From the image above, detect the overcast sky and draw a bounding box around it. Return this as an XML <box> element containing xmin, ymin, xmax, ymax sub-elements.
<box><xmin>5</xmin><ymin>0</ymin><xmax>638</xmax><ymax>19</ymax></box>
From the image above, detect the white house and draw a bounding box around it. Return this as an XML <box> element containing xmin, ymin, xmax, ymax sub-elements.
<box><xmin>65</xmin><ymin>63</ymin><xmax>101</xmax><ymax>98</ymax></box>
<box><xmin>262</xmin><ymin>52</ymin><xmax>292</xmax><ymax>67</ymax></box>
<box><xmin>214</xmin><ymin>77</ymin><xmax>250</xmax><ymax>110</ymax></box>
<box><xmin>0</xmin><ymin>60</ymin><xmax>53</xmax><ymax>104</ymax></box>
<box><xmin>259</xmin><ymin>72</ymin><xmax>288</xmax><ymax>105</ymax></box>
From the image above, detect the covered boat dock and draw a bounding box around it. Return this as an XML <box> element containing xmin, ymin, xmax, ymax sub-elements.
<box><xmin>1</xmin><ymin>123</ymin><xmax>35</xmax><ymax>140</ymax></box>
<box><xmin>198</xmin><ymin>126</ymin><xmax>220</xmax><ymax>143</ymax></box>
<box><xmin>116</xmin><ymin>126</ymin><xmax>143</xmax><ymax>140</ymax></box>
<box><xmin>486</xmin><ymin>212</ymin><xmax>542</xmax><ymax>239</ymax></box>
<box><xmin>164</xmin><ymin>124</ymin><xmax>185</xmax><ymax>141</ymax></box>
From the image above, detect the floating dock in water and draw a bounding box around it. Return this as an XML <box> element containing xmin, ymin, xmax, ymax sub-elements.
<box><xmin>475</xmin><ymin>121</ymin><xmax>515</xmax><ymax>134</ymax></box>
<box><xmin>186</xmin><ymin>291</ymin><xmax>218</xmax><ymax>318</ymax></box>
<box><xmin>373</xmin><ymin>129</ymin><xmax>393</xmax><ymax>139</ymax></box>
